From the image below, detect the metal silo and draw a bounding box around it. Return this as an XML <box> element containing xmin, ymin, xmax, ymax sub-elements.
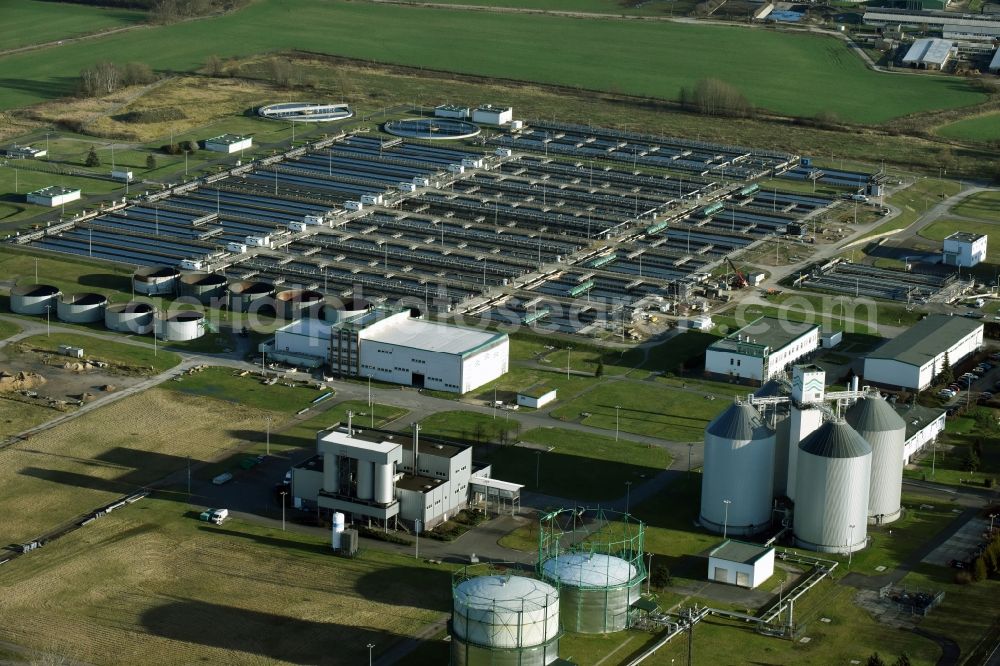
<box><xmin>10</xmin><ymin>284</ymin><xmax>61</xmax><ymax>315</ymax></box>
<box><xmin>699</xmin><ymin>401</ymin><xmax>776</xmax><ymax>536</ymax></box>
<box><xmin>154</xmin><ymin>311</ymin><xmax>205</xmax><ymax>342</ymax></box>
<box><xmin>105</xmin><ymin>302</ymin><xmax>154</xmax><ymax>335</ymax></box>
<box><xmin>227</xmin><ymin>281</ymin><xmax>274</xmax><ymax>313</ymax></box>
<box><xmin>451</xmin><ymin>568</ymin><xmax>561</xmax><ymax>666</ymax></box>
<box><xmin>755</xmin><ymin>380</ymin><xmax>791</xmax><ymax>497</ymax></box>
<box><xmin>275</xmin><ymin>289</ymin><xmax>324</xmax><ymax>320</ymax></box>
<box><xmin>793</xmin><ymin>419</ymin><xmax>871</xmax><ymax>554</ymax></box>
<box><xmin>321</xmin><ymin>296</ymin><xmax>372</xmax><ymax>323</ymax></box>
<box><xmin>537</xmin><ymin>508</ymin><xmax>645</xmax><ymax>634</ymax></box>
<box><xmin>132</xmin><ymin>266</ymin><xmax>179</xmax><ymax>296</ymax></box>
<box><xmin>845</xmin><ymin>396</ymin><xmax>906</xmax><ymax>525</ymax></box>
<box><xmin>56</xmin><ymin>292</ymin><xmax>108</xmax><ymax>324</ymax></box>
<box><xmin>179</xmin><ymin>272</ymin><xmax>227</xmax><ymax>305</ymax></box>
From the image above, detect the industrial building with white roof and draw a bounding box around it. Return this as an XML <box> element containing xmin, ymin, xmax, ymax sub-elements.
<box><xmin>264</xmin><ymin>306</ymin><xmax>509</xmax><ymax>394</ymax></box>
<box><xmin>863</xmin><ymin>315</ymin><xmax>984</xmax><ymax>390</ymax></box>
<box><xmin>705</xmin><ymin>316</ymin><xmax>820</xmax><ymax>382</ymax></box>
<box><xmin>901</xmin><ymin>38</ymin><xmax>954</xmax><ymax>69</ymax></box>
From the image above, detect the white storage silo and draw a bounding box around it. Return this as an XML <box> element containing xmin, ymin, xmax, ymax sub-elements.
<box><xmin>133</xmin><ymin>265</ymin><xmax>179</xmax><ymax>296</ymax></box>
<box><xmin>699</xmin><ymin>401</ymin><xmax>776</xmax><ymax>536</ymax></box>
<box><xmin>10</xmin><ymin>284</ymin><xmax>61</xmax><ymax>315</ymax></box>
<box><xmin>452</xmin><ymin>574</ymin><xmax>561</xmax><ymax>666</ymax></box>
<box><xmin>154</xmin><ymin>311</ymin><xmax>205</xmax><ymax>342</ymax></box>
<box><xmin>56</xmin><ymin>292</ymin><xmax>108</xmax><ymax>324</ymax></box>
<box><xmin>846</xmin><ymin>396</ymin><xmax>906</xmax><ymax>525</ymax></box>
<box><xmin>540</xmin><ymin>553</ymin><xmax>640</xmax><ymax>634</ymax></box>
<box><xmin>105</xmin><ymin>302</ymin><xmax>154</xmax><ymax>334</ymax></box>
<box><xmin>793</xmin><ymin>419</ymin><xmax>872</xmax><ymax>554</ymax></box>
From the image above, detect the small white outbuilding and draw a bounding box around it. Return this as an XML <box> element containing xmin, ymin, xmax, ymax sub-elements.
<box><xmin>707</xmin><ymin>539</ymin><xmax>775</xmax><ymax>589</ymax></box>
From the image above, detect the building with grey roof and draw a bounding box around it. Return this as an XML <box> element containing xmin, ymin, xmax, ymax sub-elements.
<box><xmin>901</xmin><ymin>38</ymin><xmax>954</xmax><ymax>69</ymax></box>
<box><xmin>942</xmin><ymin>231</ymin><xmax>987</xmax><ymax>267</ymax></box>
<box><xmin>707</xmin><ymin>540</ymin><xmax>775</xmax><ymax>588</ymax></box>
<box><xmin>705</xmin><ymin>316</ymin><xmax>820</xmax><ymax>382</ymax></box>
<box><xmin>863</xmin><ymin>315</ymin><xmax>983</xmax><ymax>390</ymax></box>
<box><xmin>864</xmin><ymin>8</ymin><xmax>1000</xmax><ymax>40</ymax></box>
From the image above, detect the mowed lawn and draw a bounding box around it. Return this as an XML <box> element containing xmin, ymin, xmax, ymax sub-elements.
<box><xmin>0</xmin><ymin>499</ymin><xmax>451</xmax><ymax>665</ymax></box>
<box><xmin>0</xmin><ymin>388</ymin><xmax>271</xmax><ymax>545</ymax></box>
<box><xmin>0</xmin><ymin>318</ymin><xmax>20</xmax><ymax>341</ymax></box>
<box><xmin>952</xmin><ymin>191</ymin><xmax>1000</xmax><ymax>222</ymax></box>
<box><xmin>936</xmin><ymin>112</ymin><xmax>1000</xmax><ymax>143</ymax></box>
<box><xmin>0</xmin><ymin>1</ymin><xmax>146</xmax><ymax>51</ymax></box>
<box><xmin>20</xmin><ymin>333</ymin><xmax>181</xmax><ymax>375</ymax></box>
<box><xmin>551</xmin><ymin>380</ymin><xmax>728</xmax><ymax>441</ymax></box>
<box><xmin>0</xmin><ymin>0</ymin><xmax>986</xmax><ymax>122</ymax></box>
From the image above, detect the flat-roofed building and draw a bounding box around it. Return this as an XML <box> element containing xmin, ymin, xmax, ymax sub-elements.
<box><xmin>902</xmin><ymin>38</ymin><xmax>954</xmax><ymax>69</ymax></box>
<box><xmin>4</xmin><ymin>145</ymin><xmax>46</xmax><ymax>159</ymax></box>
<box><xmin>291</xmin><ymin>426</ymin><xmax>521</xmax><ymax>529</ymax></box>
<box><xmin>893</xmin><ymin>402</ymin><xmax>947</xmax><ymax>463</ymax></box>
<box><xmin>434</xmin><ymin>104</ymin><xmax>471</xmax><ymax>119</ymax></box>
<box><xmin>705</xmin><ymin>317</ymin><xmax>820</xmax><ymax>382</ymax></box>
<box><xmin>265</xmin><ymin>307</ymin><xmax>508</xmax><ymax>394</ymax></box>
<box><xmin>26</xmin><ymin>186</ymin><xmax>80</xmax><ymax>207</ymax></box>
<box><xmin>204</xmin><ymin>133</ymin><xmax>253</xmax><ymax>153</ymax></box>
<box><xmin>864</xmin><ymin>8</ymin><xmax>1000</xmax><ymax>40</ymax></box>
<box><xmin>942</xmin><ymin>231</ymin><xmax>987</xmax><ymax>267</ymax></box>
<box><xmin>863</xmin><ymin>315</ymin><xmax>983</xmax><ymax>390</ymax></box>
<box><xmin>707</xmin><ymin>540</ymin><xmax>775</xmax><ymax>589</ymax></box>
<box><xmin>472</xmin><ymin>104</ymin><xmax>513</xmax><ymax>126</ymax></box>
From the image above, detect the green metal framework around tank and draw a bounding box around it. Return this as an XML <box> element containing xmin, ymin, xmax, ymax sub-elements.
<box><xmin>537</xmin><ymin>507</ymin><xmax>647</xmax><ymax>634</ymax></box>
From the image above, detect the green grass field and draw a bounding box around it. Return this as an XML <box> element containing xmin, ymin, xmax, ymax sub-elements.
<box><xmin>0</xmin><ymin>0</ymin><xmax>986</xmax><ymax>122</ymax></box>
<box><xmin>162</xmin><ymin>366</ymin><xmax>327</xmax><ymax>414</ymax></box>
<box><xmin>497</xmin><ymin>427</ymin><xmax>670</xmax><ymax>500</ymax></box>
<box><xmin>0</xmin><ymin>1</ymin><xmax>147</xmax><ymax>51</ymax></box>
<box><xmin>936</xmin><ymin>112</ymin><xmax>1000</xmax><ymax>143</ymax></box>
<box><xmin>551</xmin><ymin>379</ymin><xmax>728</xmax><ymax>441</ymax></box>
<box><xmin>952</xmin><ymin>191</ymin><xmax>1000</xmax><ymax>222</ymax></box>
<box><xmin>0</xmin><ymin>397</ymin><xmax>62</xmax><ymax>441</ymax></box>
<box><xmin>0</xmin><ymin>318</ymin><xmax>21</xmax><ymax>341</ymax></box>
<box><xmin>0</xmin><ymin>164</ymin><xmax>124</xmax><ymax>228</ymax></box>
<box><xmin>18</xmin><ymin>332</ymin><xmax>181</xmax><ymax>375</ymax></box>
<box><xmin>397</xmin><ymin>0</ymin><xmax>697</xmax><ymax>14</ymax></box>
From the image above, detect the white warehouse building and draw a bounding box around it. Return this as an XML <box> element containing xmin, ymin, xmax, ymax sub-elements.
<box><xmin>291</xmin><ymin>425</ymin><xmax>521</xmax><ymax>529</ymax></box>
<box><xmin>204</xmin><ymin>133</ymin><xmax>253</xmax><ymax>153</ymax></box>
<box><xmin>707</xmin><ymin>540</ymin><xmax>775</xmax><ymax>589</ymax></box>
<box><xmin>265</xmin><ymin>306</ymin><xmax>509</xmax><ymax>394</ymax></box>
<box><xmin>705</xmin><ymin>317</ymin><xmax>820</xmax><ymax>383</ymax></box>
<box><xmin>863</xmin><ymin>315</ymin><xmax>984</xmax><ymax>390</ymax></box>
<box><xmin>942</xmin><ymin>231</ymin><xmax>987</xmax><ymax>268</ymax></box>
<box><xmin>472</xmin><ymin>104</ymin><xmax>513</xmax><ymax>126</ymax></box>
<box><xmin>27</xmin><ymin>186</ymin><xmax>80</xmax><ymax>207</ymax></box>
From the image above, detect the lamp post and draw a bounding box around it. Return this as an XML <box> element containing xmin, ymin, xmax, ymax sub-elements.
<box><xmin>990</xmin><ymin>513</ymin><xmax>997</xmax><ymax>534</ymax></box>
<box><xmin>280</xmin><ymin>490</ymin><xmax>287</xmax><ymax>531</ymax></box>
<box><xmin>535</xmin><ymin>450</ymin><xmax>541</xmax><ymax>488</ymax></box>
<box><xmin>44</xmin><ymin>304</ymin><xmax>51</xmax><ymax>337</ymax></box>
<box><xmin>687</xmin><ymin>442</ymin><xmax>693</xmax><ymax>472</ymax></box>
<box><xmin>566</xmin><ymin>346</ymin><xmax>573</xmax><ymax>379</ymax></box>
<box><xmin>265</xmin><ymin>415</ymin><xmax>272</xmax><ymax>456</ymax></box>
<box><xmin>625</xmin><ymin>481</ymin><xmax>632</xmax><ymax>514</ymax></box>
<box><xmin>615</xmin><ymin>405</ymin><xmax>621</xmax><ymax>442</ymax></box>
<box><xmin>722</xmin><ymin>499</ymin><xmax>732</xmax><ymax>539</ymax></box>
<box><xmin>646</xmin><ymin>552</ymin><xmax>654</xmax><ymax>594</ymax></box>
<box><xmin>367</xmin><ymin>643</ymin><xmax>375</xmax><ymax>666</ymax></box>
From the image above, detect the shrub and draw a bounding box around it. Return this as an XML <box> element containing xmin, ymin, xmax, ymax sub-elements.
<box><xmin>84</xmin><ymin>147</ymin><xmax>100</xmax><ymax>167</ymax></box>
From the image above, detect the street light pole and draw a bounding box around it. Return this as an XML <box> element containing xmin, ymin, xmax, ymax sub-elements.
<box><xmin>566</xmin><ymin>346</ymin><xmax>573</xmax><ymax>379</ymax></box>
<box><xmin>266</xmin><ymin>415</ymin><xmax>272</xmax><ymax>456</ymax></box>
<box><xmin>45</xmin><ymin>305</ymin><xmax>51</xmax><ymax>337</ymax></box>
<box><xmin>687</xmin><ymin>442</ymin><xmax>693</xmax><ymax>472</ymax></box>
<box><xmin>535</xmin><ymin>450</ymin><xmax>541</xmax><ymax>488</ymax></box>
<box><xmin>615</xmin><ymin>405</ymin><xmax>621</xmax><ymax>442</ymax></box>
<box><xmin>367</xmin><ymin>643</ymin><xmax>375</xmax><ymax>666</ymax></box>
<box><xmin>280</xmin><ymin>491</ymin><xmax>287</xmax><ymax>531</ymax></box>
<box><xmin>646</xmin><ymin>553</ymin><xmax>653</xmax><ymax>595</ymax></box>
<box><xmin>625</xmin><ymin>481</ymin><xmax>632</xmax><ymax>514</ymax></box>
<box><xmin>722</xmin><ymin>499</ymin><xmax>732</xmax><ymax>539</ymax></box>
<box><xmin>848</xmin><ymin>523</ymin><xmax>856</xmax><ymax>566</ymax></box>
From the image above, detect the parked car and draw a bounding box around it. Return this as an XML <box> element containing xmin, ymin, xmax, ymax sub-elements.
<box><xmin>199</xmin><ymin>508</ymin><xmax>228</xmax><ymax>525</ymax></box>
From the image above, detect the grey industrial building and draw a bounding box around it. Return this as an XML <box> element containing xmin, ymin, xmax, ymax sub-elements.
<box><xmin>864</xmin><ymin>8</ymin><xmax>1000</xmax><ymax>40</ymax></box>
<box><xmin>901</xmin><ymin>38</ymin><xmax>954</xmax><ymax>69</ymax></box>
<box><xmin>291</xmin><ymin>425</ymin><xmax>521</xmax><ymax>529</ymax></box>
<box><xmin>863</xmin><ymin>315</ymin><xmax>984</xmax><ymax>390</ymax></box>
<box><xmin>704</xmin><ymin>317</ymin><xmax>820</xmax><ymax>382</ymax></box>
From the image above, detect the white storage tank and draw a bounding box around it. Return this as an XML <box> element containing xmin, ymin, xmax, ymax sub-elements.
<box><xmin>845</xmin><ymin>396</ymin><xmax>906</xmax><ymax>525</ymax></box>
<box><xmin>699</xmin><ymin>401</ymin><xmax>776</xmax><ymax>536</ymax></box>
<box><xmin>56</xmin><ymin>292</ymin><xmax>108</xmax><ymax>324</ymax></box>
<box><xmin>321</xmin><ymin>297</ymin><xmax>371</xmax><ymax>323</ymax></box>
<box><xmin>154</xmin><ymin>311</ymin><xmax>205</xmax><ymax>342</ymax></box>
<box><xmin>133</xmin><ymin>265</ymin><xmax>180</xmax><ymax>296</ymax></box>
<box><xmin>227</xmin><ymin>281</ymin><xmax>274</xmax><ymax>313</ymax></box>
<box><xmin>10</xmin><ymin>283</ymin><xmax>61</xmax><ymax>315</ymax></box>
<box><xmin>275</xmin><ymin>289</ymin><xmax>323</xmax><ymax>320</ymax></box>
<box><xmin>452</xmin><ymin>574</ymin><xmax>561</xmax><ymax>666</ymax></box>
<box><xmin>540</xmin><ymin>553</ymin><xmax>641</xmax><ymax>634</ymax></box>
<box><xmin>105</xmin><ymin>301</ymin><xmax>154</xmax><ymax>334</ymax></box>
<box><xmin>793</xmin><ymin>419</ymin><xmax>872</xmax><ymax>554</ymax></box>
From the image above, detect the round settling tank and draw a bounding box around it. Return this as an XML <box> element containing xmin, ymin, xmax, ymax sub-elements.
<box><xmin>452</xmin><ymin>574</ymin><xmax>561</xmax><ymax>666</ymax></box>
<box><xmin>56</xmin><ymin>292</ymin><xmax>108</xmax><ymax>324</ymax></box>
<box><xmin>275</xmin><ymin>289</ymin><xmax>323</xmax><ymax>320</ymax></box>
<box><xmin>699</xmin><ymin>401</ymin><xmax>776</xmax><ymax>536</ymax></box>
<box><xmin>179</xmin><ymin>272</ymin><xmax>227</xmax><ymax>305</ymax></box>
<box><xmin>132</xmin><ymin>265</ymin><xmax>180</xmax><ymax>296</ymax></box>
<box><xmin>227</xmin><ymin>280</ymin><xmax>274</xmax><ymax>313</ymax></box>
<box><xmin>540</xmin><ymin>553</ymin><xmax>640</xmax><ymax>634</ymax></box>
<box><xmin>10</xmin><ymin>284</ymin><xmax>61</xmax><ymax>315</ymax></box>
<box><xmin>155</xmin><ymin>311</ymin><xmax>205</xmax><ymax>342</ymax></box>
<box><xmin>321</xmin><ymin>297</ymin><xmax>371</xmax><ymax>323</ymax></box>
<box><xmin>105</xmin><ymin>302</ymin><xmax>154</xmax><ymax>335</ymax></box>
<box><xmin>793</xmin><ymin>419</ymin><xmax>872</xmax><ymax>554</ymax></box>
<box><xmin>845</xmin><ymin>396</ymin><xmax>906</xmax><ymax>525</ymax></box>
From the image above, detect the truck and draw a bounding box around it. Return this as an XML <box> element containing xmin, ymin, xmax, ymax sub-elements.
<box><xmin>199</xmin><ymin>508</ymin><xmax>229</xmax><ymax>525</ymax></box>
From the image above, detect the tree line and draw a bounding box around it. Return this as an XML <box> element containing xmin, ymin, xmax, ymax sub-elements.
<box><xmin>78</xmin><ymin>61</ymin><xmax>156</xmax><ymax>97</ymax></box>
